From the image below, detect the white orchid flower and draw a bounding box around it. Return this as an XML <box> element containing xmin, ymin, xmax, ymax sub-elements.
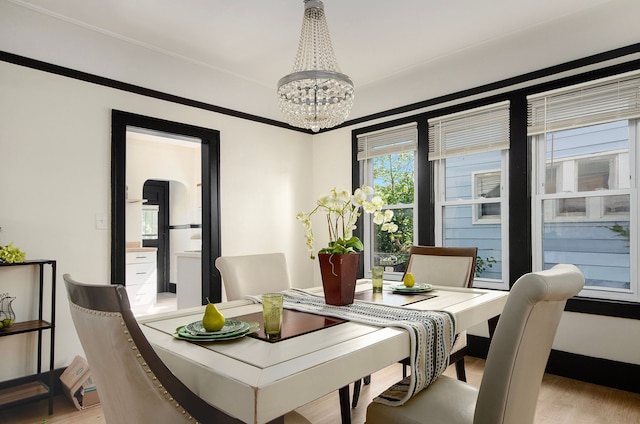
<box><xmin>371</xmin><ymin>196</ymin><xmax>384</xmax><ymax>210</ymax></box>
<box><xmin>333</xmin><ymin>187</ymin><xmax>350</xmax><ymax>204</ymax></box>
<box><xmin>352</xmin><ymin>188</ymin><xmax>367</xmax><ymax>206</ymax></box>
<box><xmin>382</xmin><ymin>222</ymin><xmax>399</xmax><ymax>233</ymax></box>
<box><xmin>362</xmin><ymin>185</ymin><xmax>374</xmax><ymax>196</ymax></box>
<box><xmin>298</xmin><ymin>185</ymin><xmax>397</xmax><ymax>259</ymax></box>
<box><xmin>373</xmin><ymin>211</ymin><xmax>385</xmax><ymax>225</ymax></box>
<box><xmin>362</xmin><ymin>201</ymin><xmax>377</xmax><ymax>214</ymax></box>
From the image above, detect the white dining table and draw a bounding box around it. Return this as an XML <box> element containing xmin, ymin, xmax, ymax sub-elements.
<box><xmin>139</xmin><ymin>282</ymin><xmax>508</xmax><ymax>424</ymax></box>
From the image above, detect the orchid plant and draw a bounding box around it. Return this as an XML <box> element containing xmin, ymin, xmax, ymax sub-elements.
<box><xmin>296</xmin><ymin>186</ymin><xmax>398</xmax><ymax>259</ymax></box>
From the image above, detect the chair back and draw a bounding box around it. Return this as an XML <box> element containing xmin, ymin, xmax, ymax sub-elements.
<box><xmin>215</xmin><ymin>252</ymin><xmax>291</xmax><ymax>300</ymax></box>
<box><xmin>404</xmin><ymin>246</ymin><xmax>478</xmax><ymax>287</ymax></box>
<box><xmin>473</xmin><ymin>264</ymin><xmax>584</xmax><ymax>424</ymax></box>
<box><xmin>63</xmin><ymin>274</ymin><xmax>240</xmax><ymax>424</ymax></box>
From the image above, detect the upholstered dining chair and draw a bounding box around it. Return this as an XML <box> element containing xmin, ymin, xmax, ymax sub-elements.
<box><xmin>401</xmin><ymin>245</ymin><xmax>478</xmax><ymax>381</ymax></box>
<box><xmin>63</xmin><ymin>274</ymin><xmax>242</xmax><ymax>424</ymax></box>
<box><xmin>215</xmin><ymin>252</ymin><xmax>292</xmax><ymax>301</ymax></box>
<box><xmin>215</xmin><ymin>253</ymin><xmax>354</xmax><ymax>422</ymax></box>
<box><xmin>366</xmin><ymin>263</ymin><xmax>585</xmax><ymax>424</ymax></box>
<box><xmin>352</xmin><ymin>246</ymin><xmax>478</xmax><ymax>409</ymax></box>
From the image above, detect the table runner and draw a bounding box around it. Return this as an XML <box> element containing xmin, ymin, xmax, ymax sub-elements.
<box><xmin>254</xmin><ymin>289</ymin><xmax>456</xmax><ymax>406</ymax></box>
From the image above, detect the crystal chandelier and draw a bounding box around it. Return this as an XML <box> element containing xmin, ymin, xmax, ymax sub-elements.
<box><xmin>277</xmin><ymin>0</ymin><xmax>354</xmax><ymax>132</ymax></box>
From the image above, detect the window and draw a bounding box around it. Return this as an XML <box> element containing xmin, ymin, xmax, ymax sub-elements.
<box><xmin>529</xmin><ymin>70</ymin><xmax>640</xmax><ymax>302</ymax></box>
<box><xmin>357</xmin><ymin>123</ymin><xmax>417</xmax><ymax>279</ymax></box>
<box><xmin>472</xmin><ymin>170</ymin><xmax>501</xmax><ymax>223</ymax></box>
<box><xmin>141</xmin><ymin>204</ymin><xmax>159</xmax><ymax>240</ymax></box>
<box><xmin>544</xmin><ymin>152</ymin><xmax>628</xmax><ymax>219</ymax></box>
<box><xmin>429</xmin><ymin>101</ymin><xmax>510</xmax><ymax>288</ymax></box>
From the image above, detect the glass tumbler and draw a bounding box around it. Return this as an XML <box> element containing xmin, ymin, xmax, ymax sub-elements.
<box><xmin>262</xmin><ymin>293</ymin><xmax>283</xmax><ymax>339</ymax></box>
<box><xmin>371</xmin><ymin>266</ymin><xmax>384</xmax><ymax>293</ymax></box>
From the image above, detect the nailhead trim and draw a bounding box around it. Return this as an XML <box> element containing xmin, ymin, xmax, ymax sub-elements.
<box><xmin>71</xmin><ymin>303</ymin><xmax>197</xmax><ymax>422</ymax></box>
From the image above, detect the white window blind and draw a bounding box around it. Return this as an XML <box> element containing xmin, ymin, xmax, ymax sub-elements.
<box><xmin>527</xmin><ymin>70</ymin><xmax>640</xmax><ymax>136</ymax></box>
<box><xmin>357</xmin><ymin>122</ymin><xmax>417</xmax><ymax>161</ymax></box>
<box><xmin>428</xmin><ymin>101</ymin><xmax>510</xmax><ymax>161</ymax></box>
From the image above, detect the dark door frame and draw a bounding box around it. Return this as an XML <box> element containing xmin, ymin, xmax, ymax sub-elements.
<box><xmin>111</xmin><ymin>110</ymin><xmax>223</xmax><ymax>303</ymax></box>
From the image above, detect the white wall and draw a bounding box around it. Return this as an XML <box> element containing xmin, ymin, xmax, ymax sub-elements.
<box><xmin>0</xmin><ymin>60</ymin><xmax>315</xmax><ymax>380</ymax></box>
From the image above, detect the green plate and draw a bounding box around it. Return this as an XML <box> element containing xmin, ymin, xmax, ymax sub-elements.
<box><xmin>173</xmin><ymin>321</ymin><xmax>259</xmax><ymax>342</ymax></box>
<box><xmin>177</xmin><ymin>321</ymin><xmax>249</xmax><ymax>339</ymax></box>
<box><xmin>184</xmin><ymin>318</ymin><xmax>246</xmax><ymax>336</ymax></box>
<box><xmin>389</xmin><ymin>283</ymin><xmax>432</xmax><ymax>293</ymax></box>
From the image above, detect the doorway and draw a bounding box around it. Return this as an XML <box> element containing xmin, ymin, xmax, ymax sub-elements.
<box><xmin>111</xmin><ymin>110</ymin><xmax>222</xmax><ymax>305</ymax></box>
<box><xmin>142</xmin><ymin>180</ymin><xmax>169</xmax><ymax>293</ymax></box>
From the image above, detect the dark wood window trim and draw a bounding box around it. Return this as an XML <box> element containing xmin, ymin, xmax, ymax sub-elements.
<box><xmin>351</xmin><ymin>56</ymin><xmax>640</xmax><ymax>321</ymax></box>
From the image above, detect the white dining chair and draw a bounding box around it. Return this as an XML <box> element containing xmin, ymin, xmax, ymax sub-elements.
<box><xmin>352</xmin><ymin>246</ymin><xmax>478</xmax><ymax>409</ymax></box>
<box><xmin>63</xmin><ymin>274</ymin><xmax>242</xmax><ymax>424</ymax></box>
<box><xmin>366</xmin><ymin>263</ymin><xmax>585</xmax><ymax>424</ymax></box>
<box><xmin>401</xmin><ymin>245</ymin><xmax>478</xmax><ymax>381</ymax></box>
<box><xmin>215</xmin><ymin>252</ymin><xmax>357</xmax><ymax>423</ymax></box>
<box><xmin>215</xmin><ymin>252</ymin><xmax>292</xmax><ymax>300</ymax></box>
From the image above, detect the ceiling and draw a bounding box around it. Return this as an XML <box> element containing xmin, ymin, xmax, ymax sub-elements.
<box><xmin>4</xmin><ymin>0</ymin><xmax>640</xmax><ymax>126</ymax></box>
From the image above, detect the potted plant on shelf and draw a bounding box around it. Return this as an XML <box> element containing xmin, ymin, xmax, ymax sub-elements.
<box><xmin>296</xmin><ymin>186</ymin><xmax>397</xmax><ymax>305</ymax></box>
<box><xmin>0</xmin><ymin>227</ymin><xmax>26</xmax><ymax>264</ymax></box>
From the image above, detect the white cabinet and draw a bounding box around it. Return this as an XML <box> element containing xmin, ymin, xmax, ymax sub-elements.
<box><xmin>176</xmin><ymin>251</ymin><xmax>201</xmax><ymax>309</ymax></box>
<box><xmin>125</xmin><ymin>250</ymin><xmax>157</xmax><ymax>314</ymax></box>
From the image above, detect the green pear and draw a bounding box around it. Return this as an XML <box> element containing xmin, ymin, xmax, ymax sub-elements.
<box><xmin>403</xmin><ymin>272</ymin><xmax>415</xmax><ymax>288</ymax></box>
<box><xmin>202</xmin><ymin>299</ymin><xmax>225</xmax><ymax>332</ymax></box>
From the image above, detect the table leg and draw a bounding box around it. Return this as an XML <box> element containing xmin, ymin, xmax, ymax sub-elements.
<box><xmin>352</xmin><ymin>379</ymin><xmax>362</xmax><ymax>408</ymax></box>
<box><xmin>339</xmin><ymin>385</ymin><xmax>351</xmax><ymax>424</ymax></box>
<box><xmin>488</xmin><ymin>315</ymin><xmax>500</xmax><ymax>339</ymax></box>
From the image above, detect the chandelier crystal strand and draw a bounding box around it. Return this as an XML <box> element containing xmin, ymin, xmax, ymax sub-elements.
<box><xmin>278</xmin><ymin>0</ymin><xmax>354</xmax><ymax>132</ymax></box>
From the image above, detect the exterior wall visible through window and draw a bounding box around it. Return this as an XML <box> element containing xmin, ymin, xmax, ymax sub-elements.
<box><xmin>528</xmin><ymin>70</ymin><xmax>640</xmax><ymax>302</ymax></box>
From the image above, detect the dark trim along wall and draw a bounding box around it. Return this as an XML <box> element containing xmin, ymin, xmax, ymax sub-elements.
<box><xmin>468</xmin><ymin>335</ymin><xmax>640</xmax><ymax>394</ymax></box>
<box><xmin>0</xmin><ymin>50</ymin><xmax>309</xmax><ymax>134</ymax></box>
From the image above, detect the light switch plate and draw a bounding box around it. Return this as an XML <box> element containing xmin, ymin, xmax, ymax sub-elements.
<box><xmin>95</xmin><ymin>213</ymin><xmax>108</xmax><ymax>230</ymax></box>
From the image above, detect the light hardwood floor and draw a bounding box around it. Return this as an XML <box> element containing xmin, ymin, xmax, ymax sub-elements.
<box><xmin>1</xmin><ymin>357</ymin><xmax>639</xmax><ymax>424</ymax></box>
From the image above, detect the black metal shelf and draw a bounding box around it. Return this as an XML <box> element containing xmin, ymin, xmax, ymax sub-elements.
<box><xmin>0</xmin><ymin>260</ymin><xmax>56</xmax><ymax>414</ymax></box>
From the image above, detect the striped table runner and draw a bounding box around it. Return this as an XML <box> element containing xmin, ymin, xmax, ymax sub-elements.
<box><xmin>276</xmin><ymin>289</ymin><xmax>456</xmax><ymax>406</ymax></box>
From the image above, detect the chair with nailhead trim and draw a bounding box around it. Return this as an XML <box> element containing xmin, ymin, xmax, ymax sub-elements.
<box><xmin>63</xmin><ymin>274</ymin><xmax>242</xmax><ymax>424</ymax></box>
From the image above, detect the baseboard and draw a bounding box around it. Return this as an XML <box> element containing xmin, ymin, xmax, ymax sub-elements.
<box><xmin>468</xmin><ymin>335</ymin><xmax>640</xmax><ymax>394</ymax></box>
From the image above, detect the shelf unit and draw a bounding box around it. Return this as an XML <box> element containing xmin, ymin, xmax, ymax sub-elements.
<box><xmin>0</xmin><ymin>260</ymin><xmax>56</xmax><ymax>415</ymax></box>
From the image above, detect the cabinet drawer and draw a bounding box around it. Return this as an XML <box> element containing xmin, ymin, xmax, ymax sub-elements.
<box><xmin>126</xmin><ymin>251</ymin><xmax>155</xmax><ymax>264</ymax></box>
<box><xmin>126</xmin><ymin>278</ymin><xmax>157</xmax><ymax>305</ymax></box>
<box><xmin>126</xmin><ymin>262</ymin><xmax>156</xmax><ymax>285</ymax></box>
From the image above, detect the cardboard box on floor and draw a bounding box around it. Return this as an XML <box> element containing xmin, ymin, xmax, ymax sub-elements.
<box><xmin>59</xmin><ymin>355</ymin><xmax>100</xmax><ymax>410</ymax></box>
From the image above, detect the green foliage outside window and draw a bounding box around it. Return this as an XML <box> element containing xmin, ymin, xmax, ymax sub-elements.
<box><xmin>371</xmin><ymin>152</ymin><xmax>415</xmax><ymax>271</ymax></box>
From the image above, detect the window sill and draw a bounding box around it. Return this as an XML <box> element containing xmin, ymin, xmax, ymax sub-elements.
<box><xmin>565</xmin><ymin>297</ymin><xmax>640</xmax><ymax>320</ymax></box>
